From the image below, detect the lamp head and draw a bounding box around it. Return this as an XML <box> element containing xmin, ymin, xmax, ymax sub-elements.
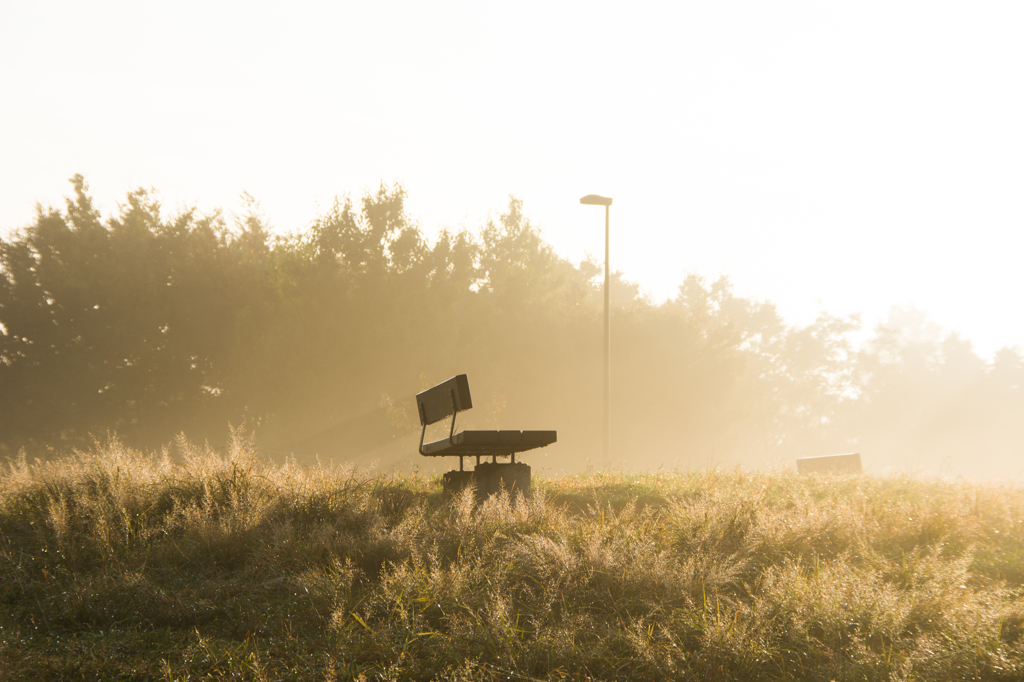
<box><xmin>579</xmin><ymin>194</ymin><xmax>612</xmax><ymax>207</ymax></box>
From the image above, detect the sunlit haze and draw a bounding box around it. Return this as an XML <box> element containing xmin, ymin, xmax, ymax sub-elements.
<box><xmin>3</xmin><ymin>1</ymin><xmax>1023</xmax><ymax>357</ymax></box>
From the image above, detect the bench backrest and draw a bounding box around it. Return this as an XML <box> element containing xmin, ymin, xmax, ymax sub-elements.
<box><xmin>416</xmin><ymin>374</ymin><xmax>473</xmax><ymax>426</ymax></box>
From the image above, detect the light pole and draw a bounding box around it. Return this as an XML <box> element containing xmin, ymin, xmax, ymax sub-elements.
<box><xmin>580</xmin><ymin>194</ymin><xmax>613</xmax><ymax>469</ymax></box>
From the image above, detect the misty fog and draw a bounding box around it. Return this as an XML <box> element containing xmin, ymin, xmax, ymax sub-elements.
<box><xmin>1</xmin><ymin>177</ymin><xmax>1021</xmax><ymax>480</ymax></box>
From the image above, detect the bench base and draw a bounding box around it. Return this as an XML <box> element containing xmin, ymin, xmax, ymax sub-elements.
<box><xmin>476</xmin><ymin>462</ymin><xmax>531</xmax><ymax>500</ymax></box>
<box><xmin>443</xmin><ymin>462</ymin><xmax>531</xmax><ymax>501</ymax></box>
<box><xmin>442</xmin><ymin>470</ymin><xmax>476</xmax><ymax>496</ymax></box>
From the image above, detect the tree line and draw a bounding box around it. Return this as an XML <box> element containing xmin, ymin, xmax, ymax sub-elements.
<box><xmin>1</xmin><ymin>176</ymin><xmax>1020</xmax><ymax>477</ymax></box>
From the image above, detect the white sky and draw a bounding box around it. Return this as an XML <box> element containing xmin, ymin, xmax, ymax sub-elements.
<box><xmin>2</xmin><ymin>1</ymin><xmax>1023</xmax><ymax>358</ymax></box>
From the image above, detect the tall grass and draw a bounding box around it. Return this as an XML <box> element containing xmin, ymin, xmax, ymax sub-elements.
<box><xmin>2</xmin><ymin>434</ymin><xmax>1024</xmax><ymax>680</ymax></box>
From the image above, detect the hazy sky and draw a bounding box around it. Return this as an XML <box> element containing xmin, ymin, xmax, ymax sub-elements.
<box><xmin>3</xmin><ymin>1</ymin><xmax>1022</xmax><ymax>357</ymax></box>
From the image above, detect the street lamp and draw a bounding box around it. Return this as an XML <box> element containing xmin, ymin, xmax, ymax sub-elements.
<box><xmin>579</xmin><ymin>194</ymin><xmax>613</xmax><ymax>469</ymax></box>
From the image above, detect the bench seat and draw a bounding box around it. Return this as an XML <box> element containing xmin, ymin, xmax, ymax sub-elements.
<box><xmin>416</xmin><ymin>375</ymin><xmax>556</xmax><ymax>474</ymax></box>
<box><xmin>421</xmin><ymin>430</ymin><xmax>557</xmax><ymax>457</ymax></box>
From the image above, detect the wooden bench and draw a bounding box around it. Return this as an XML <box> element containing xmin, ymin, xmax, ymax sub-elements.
<box><xmin>416</xmin><ymin>374</ymin><xmax>556</xmax><ymax>496</ymax></box>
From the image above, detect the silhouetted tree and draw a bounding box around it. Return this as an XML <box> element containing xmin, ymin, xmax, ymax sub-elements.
<box><xmin>3</xmin><ymin>177</ymin><xmax>1018</xmax><ymax>478</ymax></box>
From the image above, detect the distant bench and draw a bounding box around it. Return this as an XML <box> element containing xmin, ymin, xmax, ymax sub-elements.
<box><xmin>416</xmin><ymin>374</ymin><xmax>556</xmax><ymax>496</ymax></box>
<box><xmin>796</xmin><ymin>452</ymin><xmax>862</xmax><ymax>475</ymax></box>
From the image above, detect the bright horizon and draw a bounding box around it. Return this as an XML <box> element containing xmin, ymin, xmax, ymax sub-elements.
<box><xmin>3</xmin><ymin>1</ymin><xmax>1023</xmax><ymax>358</ymax></box>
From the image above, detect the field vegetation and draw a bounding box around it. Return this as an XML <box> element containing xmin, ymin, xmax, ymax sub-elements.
<box><xmin>3</xmin><ymin>434</ymin><xmax>1024</xmax><ymax>680</ymax></box>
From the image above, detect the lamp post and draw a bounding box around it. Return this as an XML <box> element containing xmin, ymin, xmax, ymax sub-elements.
<box><xmin>579</xmin><ymin>194</ymin><xmax>613</xmax><ymax>469</ymax></box>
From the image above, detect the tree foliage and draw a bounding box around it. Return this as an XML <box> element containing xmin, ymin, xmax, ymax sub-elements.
<box><xmin>1</xmin><ymin>177</ymin><xmax>1020</xmax><ymax>477</ymax></box>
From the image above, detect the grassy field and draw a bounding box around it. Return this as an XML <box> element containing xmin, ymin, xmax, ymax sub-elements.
<box><xmin>2</xmin><ymin>433</ymin><xmax>1024</xmax><ymax>681</ymax></box>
